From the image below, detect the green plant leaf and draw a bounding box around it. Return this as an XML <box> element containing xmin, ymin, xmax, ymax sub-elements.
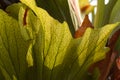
<box><xmin>0</xmin><ymin>1</ymin><xmax>120</xmax><ymax>80</ymax></box>
<box><xmin>5</xmin><ymin>3</ymin><xmax>22</xmax><ymax>20</ymax></box>
<box><xmin>109</xmin><ymin>0</ymin><xmax>120</xmax><ymax>24</ymax></box>
<box><xmin>0</xmin><ymin>9</ymin><xmax>32</xmax><ymax>80</ymax></box>
<box><xmin>94</xmin><ymin>0</ymin><xmax>105</xmax><ymax>28</ymax></box>
<box><xmin>18</xmin><ymin>4</ymin><xmax>43</xmax><ymax>80</ymax></box>
<box><xmin>35</xmin><ymin>0</ymin><xmax>75</xmax><ymax>35</ymax></box>
<box><xmin>20</xmin><ymin>0</ymin><xmax>119</xmax><ymax>80</ymax></box>
<box><xmin>93</xmin><ymin>0</ymin><xmax>118</xmax><ymax>27</ymax></box>
<box><xmin>102</xmin><ymin>0</ymin><xmax>118</xmax><ymax>25</ymax></box>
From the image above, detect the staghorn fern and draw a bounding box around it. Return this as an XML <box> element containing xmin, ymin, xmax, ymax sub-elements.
<box><xmin>0</xmin><ymin>0</ymin><xmax>120</xmax><ymax>80</ymax></box>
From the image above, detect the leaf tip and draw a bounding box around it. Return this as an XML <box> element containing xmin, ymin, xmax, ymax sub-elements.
<box><xmin>74</xmin><ymin>15</ymin><xmax>93</xmax><ymax>38</ymax></box>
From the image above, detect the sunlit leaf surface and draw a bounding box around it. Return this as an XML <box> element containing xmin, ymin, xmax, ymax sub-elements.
<box><xmin>0</xmin><ymin>0</ymin><xmax>119</xmax><ymax>80</ymax></box>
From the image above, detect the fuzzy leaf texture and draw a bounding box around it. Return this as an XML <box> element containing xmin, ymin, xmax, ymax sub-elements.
<box><xmin>0</xmin><ymin>0</ymin><xmax>119</xmax><ymax>80</ymax></box>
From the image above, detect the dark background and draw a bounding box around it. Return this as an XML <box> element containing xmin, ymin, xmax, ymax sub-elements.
<box><xmin>0</xmin><ymin>0</ymin><xmax>19</xmax><ymax>9</ymax></box>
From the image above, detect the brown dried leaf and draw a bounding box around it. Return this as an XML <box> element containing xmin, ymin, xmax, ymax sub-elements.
<box><xmin>81</xmin><ymin>4</ymin><xmax>90</xmax><ymax>12</ymax></box>
<box><xmin>74</xmin><ymin>15</ymin><xmax>93</xmax><ymax>38</ymax></box>
<box><xmin>89</xmin><ymin>29</ymin><xmax>120</xmax><ymax>80</ymax></box>
<box><xmin>109</xmin><ymin>57</ymin><xmax>120</xmax><ymax>80</ymax></box>
<box><xmin>108</xmin><ymin>29</ymin><xmax>120</xmax><ymax>49</ymax></box>
<box><xmin>23</xmin><ymin>8</ymin><xmax>28</xmax><ymax>26</ymax></box>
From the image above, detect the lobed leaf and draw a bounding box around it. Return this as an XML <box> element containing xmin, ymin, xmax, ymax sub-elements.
<box><xmin>0</xmin><ymin>1</ymin><xmax>119</xmax><ymax>80</ymax></box>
